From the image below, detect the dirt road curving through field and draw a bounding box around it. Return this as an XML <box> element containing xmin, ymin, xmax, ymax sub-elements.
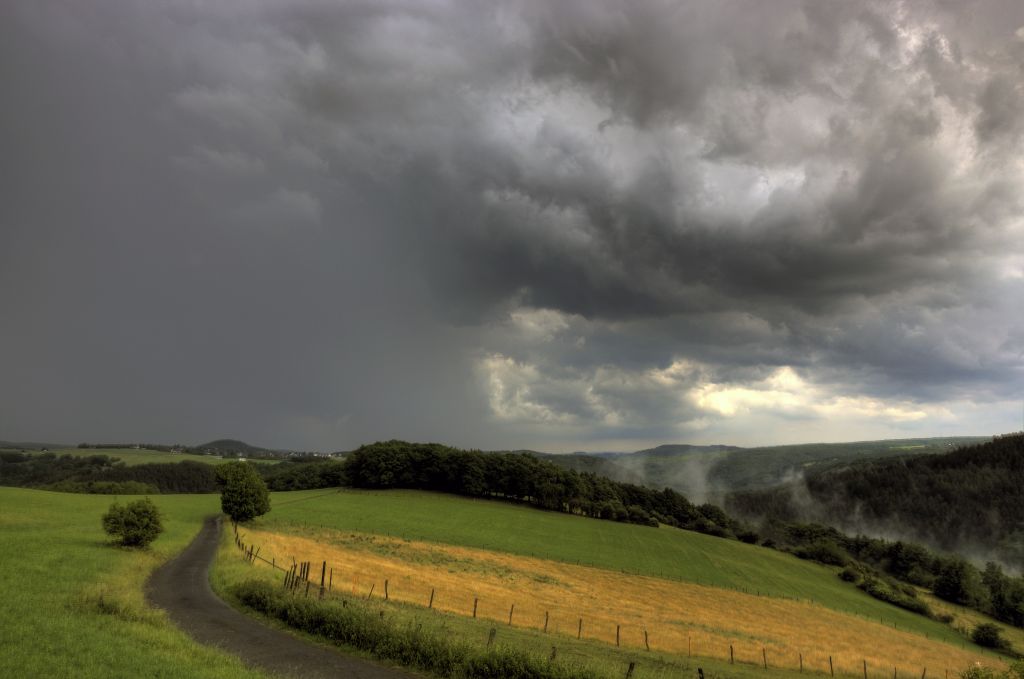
<box><xmin>146</xmin><ymin>516</ymin><xmax>415</xmax><ymax>679</ymax></box>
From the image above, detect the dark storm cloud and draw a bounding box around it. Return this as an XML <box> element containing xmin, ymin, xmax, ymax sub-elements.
<box><xmin>1</xmin><ymin>1</ymin><xmax>1022</xmax><ymax>450</ymax></box>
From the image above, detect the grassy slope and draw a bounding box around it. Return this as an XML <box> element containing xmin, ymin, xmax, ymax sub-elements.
<box><xmin>213</xmin><ymin>529</ymin><xmax>832</xmax><ymax>679</ymax></box>
<box><xmin>255</xmin><ymin>489</ymin><xmax>977</xmax><ymax>649</ymax></box>
<box><xmin>24</xmin><ymin>447</ymin><xmax>277</xmax><ymax>466</ymax></box>
<box><xmin>0</xmin><ymin>487</ymin><xmax>268</xmax><ymax>679</ymax></box>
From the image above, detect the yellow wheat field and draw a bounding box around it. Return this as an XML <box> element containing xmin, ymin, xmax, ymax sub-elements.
<box><xmin>238</xmin><ymin>527</ymin><xmax>1002</xmax><ymax>678</ymax></box>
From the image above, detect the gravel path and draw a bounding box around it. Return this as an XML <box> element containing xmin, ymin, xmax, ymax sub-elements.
<box><xmin>146</xmin><ymin>516</ymin><xmax>415</xmax><ymax>679</ymax></box>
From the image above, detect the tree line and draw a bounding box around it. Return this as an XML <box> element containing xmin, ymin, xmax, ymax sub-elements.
<box><xmin>343</xmin><ymin>440</ymin><xmax>747</xmax><ymax>538</ymax></box>
<box><xmin>0</xmin><ymin>450</ymin><xmax>344</xmax><ymax>494</ymax></box>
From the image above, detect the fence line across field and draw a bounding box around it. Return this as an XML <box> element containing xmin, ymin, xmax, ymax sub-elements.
<box><xmin>232</xmin><ymin>525</ymin><xmax>955</xmax><ymax>679</ymax></box>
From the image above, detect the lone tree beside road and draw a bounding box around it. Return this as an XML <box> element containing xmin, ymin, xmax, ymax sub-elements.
<box><xmin>217</xmin><ymin>461</ymin><xmax>270</xmax><ymax>522</ymax></box>
<box><xmin>102</xmin><ymin>497</ymin><xmax>163</xmax><ymax>547</ymax></box>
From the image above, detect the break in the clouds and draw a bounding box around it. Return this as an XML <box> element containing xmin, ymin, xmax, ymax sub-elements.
<box><xmin>1</xmin><ymin>1</ymin><xmax>1023</xmax><ymax>451</ymax></box>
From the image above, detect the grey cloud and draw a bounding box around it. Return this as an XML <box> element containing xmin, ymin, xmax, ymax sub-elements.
<box><xmin>2</xmin><ymin>0</ymin><xmax>1022</xmax><ymax>450</ymax></box>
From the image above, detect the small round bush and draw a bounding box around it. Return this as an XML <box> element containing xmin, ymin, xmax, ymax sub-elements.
<box><xmin>971</xmin><ymin>622</ymin><xmax>1009</xmax><ymax>650</ymax></box>
<box><xmin>839</xmin><ymin>565</ymin><xmax>861</xmax><ymax>583</ymax></box>
<box><xmin>101</xmin><ymin>497</ymin><xmax>163</xmax><ymax>547</ymax></box>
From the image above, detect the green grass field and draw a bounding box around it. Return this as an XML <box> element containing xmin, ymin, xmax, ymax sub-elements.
<box><xmin>253</xmin><ymin>489</ymin><xmax>975</xmax><ymax>648</ymax></box>
<box><xmin>0</xmin><ymin>487</ymin><xmax>268</xmax><ymax>678</ymax></box>
<box><xmin>22</xmin><ymin>447</ymin><xmax>277</xmax><ymax>466</ymax></box>
<box><xmin>0</xmin><ymin>484</ymin><xmax>998</xmax><ymax>679</ymax></box>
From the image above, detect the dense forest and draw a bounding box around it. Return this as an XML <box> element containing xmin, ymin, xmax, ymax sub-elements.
<box><xmin>726</xmin><ymin>433</ymin><xmax>1024</xmax><ymax>569</ymax></box>
<box><xmin>0</xmin><ymin>451</ymin><xmax>220</xmax><ymax>493</ymax></box>
<box><xmin>0</xmin><ymin>451</ymin><xmax>342</xmax><ymax>494</ymax></box>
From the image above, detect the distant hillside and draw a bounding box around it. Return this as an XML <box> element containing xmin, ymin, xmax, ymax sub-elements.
<box><xmin>531</xmin><ymin>451</ymin><xmax>645</xmax><ymax>485</ymax></box>
<box><xmin>0</xmin><ymin>440</ymin><xmax>67</xmax><ymax>451</ymax></box>
<box><xmin>726</xmin><ymin>432</ymin><xmax>1024</xmax><ymax>568</ymax></box>
<box><xmin>709</xmin><ymin>436</ymin><xmax>987</xmax><ymax>491</ymax></box>
<box><xmin>551</xmin><ymin>436</ymin><xmax>990</xmax><ymax>502</ymax></box>
<box><xmin>193</xmin><ymin>438</ymin><xmax>278</xmax><ymax>458</ymax></box>
<box><xmin>634</xmin><ymin>443</ymin><xmax>742</xmax><ymax>457</ymax></box>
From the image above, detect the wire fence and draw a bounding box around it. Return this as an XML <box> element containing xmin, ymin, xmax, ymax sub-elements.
<box><xmin>230</xmin><ymin>523</ymin><xmax>972</xmax><ymax>679</ymax></box>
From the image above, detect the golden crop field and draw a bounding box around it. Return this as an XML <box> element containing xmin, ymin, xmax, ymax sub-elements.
<box><xmin>238</xmin><ymin>526</ymin><xmax>1002</xmax><ymax>679</ymax></box>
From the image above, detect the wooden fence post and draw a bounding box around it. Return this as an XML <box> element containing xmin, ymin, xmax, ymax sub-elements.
<box><xmin>578</xmin><ymin>618</ymin><xmax>583</xmax><ymax>640</ymax></box>
<box><xmin>508</xmin><ymin>604</ymin><xmax>514</xmax><ymax>626</ymax></box>
<box><xmin>329</xmin><ymin>568</ymin><xmax>333</xmax><ymax>591</ymax></box>
<box><xmin>763</xmin><ymin>648</ymin><xmax>768</xmax><ymax>670</ymax></box>
<box><xmin>864</xmin><ymin>660</ymin><xmax>868</xmax><ymax>679</ymax></box>
<box><xmin>644</xmin><ymin>629</ymin><xmax>650</xmax><ymax>651</ymax></box>
<box><xmin>730</xmin><ymin>645</ymin><xmax>734</xmax><ymax>664</ymax></box>
<box><xmin>830</xmin><ymin>657</ymin><xmax>834</xmax><ymax>677</ymax></box>
<box><xmin>487</xmin><ymin>628</ymin><xmax>496</xmax><ymax>647</ymax></box>
<box><xmin>429</xmin><ymin>588</ymin><xmax>435</xmax><ymax>609</ymax></box>
<box><xmin>320</xmin><ymin>561</ymin><xmax>326</xmax><ymax>588</ymax></box>
<box><xmin>544</xmin><ymin>611</ymin><xmax>549</xmax><ymax>633</ymax></box>
<box><xmin>473</xmin><ymin>598</ymin><xmax>478</xmax><ymax>618</ymax></box>
<box><xmin>625</xmin><ymin>661</ymin><xmax>636</xmax><ymax>679</ymax></box>
<box><xmin>367</xmin><ymin>583</ymin><xmax>375</xmax><ymax>599</ymax></box>
<box><xmin>549</xmin><ymin>646</ymin><xmax>557</xmax><ymax>662</ymax></box>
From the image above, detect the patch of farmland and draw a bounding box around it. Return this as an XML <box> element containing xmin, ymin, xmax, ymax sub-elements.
<box><xmin>237</xmin><ymin>525</ymin><xmax>1003</xmax><ymax>678</ymax></box>
<box><xmin>257</xmin><ymin>489</ymin><xmax>977</xmax><ymax>643</ymax></box>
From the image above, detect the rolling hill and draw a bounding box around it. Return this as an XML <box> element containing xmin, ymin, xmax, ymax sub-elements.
<box><xmin>543</xmin><ymin>436</ymin><xmax>990</xmax><ymax>501</ymax></box>
<box><xmin>234</xmin><ymin>487</ymin><xmax>1011</xmax><ymax>676</ymax></box>
<box><xmin>725</xmin><ymin>433</ymin><xmax>1024</xmax><ymax>570</ymax></box>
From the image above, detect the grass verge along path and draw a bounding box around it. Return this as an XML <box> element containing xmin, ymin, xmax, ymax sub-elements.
<box><xmin>0</xmin><ymin>487</ymin><xmax>268</xmax><ymax>679</ymax></box>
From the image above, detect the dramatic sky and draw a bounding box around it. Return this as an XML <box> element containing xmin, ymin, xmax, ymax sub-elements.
<box><xmin>2</xmin><ymin>1</ymin><xmax>1023</xmax><ymax>452</ymax></box>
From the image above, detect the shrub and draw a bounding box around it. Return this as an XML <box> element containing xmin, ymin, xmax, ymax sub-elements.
<box><xmin>101</xmin><ymin>498</ymin><xmax>163</xmax><ymax>547</ymax></box>
<box><xmin>737</xmin><ymin>530</ymin><xmax>760</xmax><ymax>544</ymax></box>
<box><xmin>796</xmin><ymin>539</ymin><xmax>850</xmax><ymax>567</ymax></box>
<box><xmin>971</xmin><ymin>623</ymin><xmax>1009</xmax><ymax>651</ymax></box>
<box><xmin>839</xmin><ymin>566</ymin><xmax>861</xmax><ymax>583</ymax></box>
<box><xmin>858</xmin><ymin>578</ymin><xmax>931</xmax><ymax>617</ymax></box>
<box><xmin>961</xmin><ymin>665</ymin><xmax>1005</xmax><ymax>679</ymax></box>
